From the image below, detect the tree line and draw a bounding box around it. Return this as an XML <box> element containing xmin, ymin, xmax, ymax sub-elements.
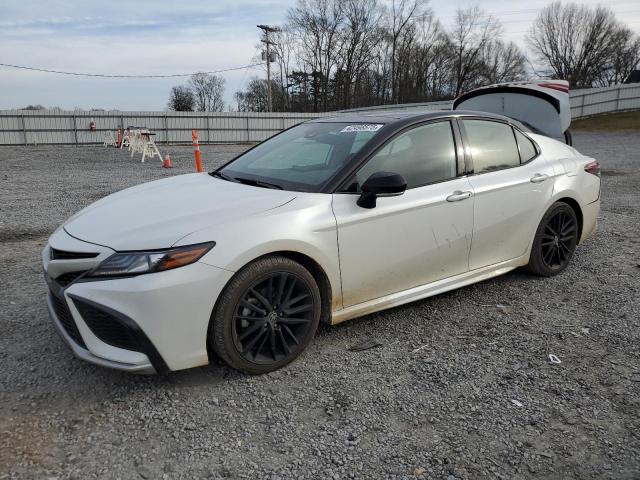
<box><xmin>231</xmin><ymin>0</ymin><xmax>639</xmax><ymax>113</ymax></box>
<box><xmin>168</xmin><ymin>73</ymin><xmax>226</xmax><ymax>112</ymax></box>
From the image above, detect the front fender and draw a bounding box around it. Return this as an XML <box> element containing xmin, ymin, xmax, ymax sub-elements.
<box><xmin>180</xmin><ymin>194</ymin><xmax>343</xmax><ymax>310</ymax></box>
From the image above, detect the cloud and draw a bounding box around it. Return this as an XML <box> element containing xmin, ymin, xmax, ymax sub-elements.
<box><xmin>0</xmin><ymin>0</ymin><xmax>291</xmax><ymax>109</ymax></box>
<box><xmin>1</xmin><ymin>0</ymin><xmax>637</xmax><ymax>110</ymax></box>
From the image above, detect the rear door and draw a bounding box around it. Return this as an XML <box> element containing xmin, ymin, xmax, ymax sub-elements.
<box><xmin>460</xmin><ymin>118</ymin><xmax>555</xmax><ymax>270</ymax></box>
<box><xmin>332</xmin><ymin>120</ymin><xmax>474</xmax><ymax>307</ymax></box>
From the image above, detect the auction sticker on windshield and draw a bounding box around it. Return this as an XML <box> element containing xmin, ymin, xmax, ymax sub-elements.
<box><xmin>340</xmin><ymin>124</ymin><xmax>383</xmax><ymax>133</ymax></box>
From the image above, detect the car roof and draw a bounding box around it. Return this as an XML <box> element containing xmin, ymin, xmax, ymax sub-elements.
<box><xmin>309</xmin><ymin>109</ymin><xmax>516</xmax><ymax>125</ymax></box>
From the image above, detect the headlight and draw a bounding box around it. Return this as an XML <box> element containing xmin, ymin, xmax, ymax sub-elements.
<box><xmin>87</xmin><ymin>242</ymin><xmax>215</xmax><ymax>278</ymax></box>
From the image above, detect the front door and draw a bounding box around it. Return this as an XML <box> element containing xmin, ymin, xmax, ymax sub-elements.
<box><xmin>332</xmin><ymin>120</ymin><xmax>474</xmax><ymax>308</ymax></box>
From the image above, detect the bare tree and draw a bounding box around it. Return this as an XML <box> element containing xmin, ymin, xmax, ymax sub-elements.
<box><xmin>167</xmin><ymin>86</ymin><xmax>195</xmax><ymax>111</ymax></box>
<box><xmin>335</xmin><ymin>0</ymin><xmax>384</xmax><ymax>108</ymax></box>
<box><xmin>271</xmin><ymin>28</ymin><xmax>297</xmax><ymax>110</ymax></box>
<box><xmin>527</xmin><ymin>2</ymin><xmax>639</xmax><ymax>87</ymax></box>
<box><xmin>288</xmin><ymin>0</ymin><xmax>344</xmax><ymax>111</ymax></box>
<box><xmin>394</xmin><ymin>12</ymin><xmax>450</xmax><ymax>102</ymax></box>
<box><xmin>234</xmin><ymin>0</ymin><xmax>532</xmax><ymax>111</ymax></box>
<box><xmin>189</xmin><ymin>73</ymin><xmax>226</xmax><ymax>112</ymax></box>
<box><xmin>235</xmin><ymin>78</ymin><xmax>286</xmax><ymax>112</ymax></box>
<box><xmin>480</xmin><ymin>40</ymin><xmax>527</xmax><ymax>85</ymax></box>
<box><xmin>388</xmin><ymin>0</ymin><xmax>428</xmax><ymax>103</ymax></box>
<box><xmin>594</xmin><ymin>28</ymin><xmax>640</xmax><ymax>86</ymax></box>
<box><xmin>449</xmin><ymin>6</ymin><xmax>502</xmax><ymax>96</ymax></box>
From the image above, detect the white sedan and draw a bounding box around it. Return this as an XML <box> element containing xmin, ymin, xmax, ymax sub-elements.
<box><xmin>42</xmin><ymin>111</ymin><xmax>601</xmax><ymax>374</ymax></box>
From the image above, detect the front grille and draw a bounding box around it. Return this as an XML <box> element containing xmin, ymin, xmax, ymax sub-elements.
<box><xmin>50</xmin><ymin>248</ymin><xmax>99</xmax><ymax>261</ymax></box>
<box><xmin>49</xmin><ymin>292</ymin><xmax>86</xmax><ymax>348</ymax></box>
<box><xmin>73</xmin><ymin>299</ymin><xmax>141</xmax><ymax>352</ymax></box>
<box><xmin>55</xmin><ymin>271</ymin><xmax>87</xmax><ymax>287</ymax></box>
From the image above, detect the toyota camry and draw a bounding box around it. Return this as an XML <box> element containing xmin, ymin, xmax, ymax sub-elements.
<box><xmin>43</xmin><ymin>109</ymin><xmax>600</xmax><ymax>374</ymax></box>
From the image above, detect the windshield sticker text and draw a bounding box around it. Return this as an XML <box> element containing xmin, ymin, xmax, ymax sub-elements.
<box><xmin>340</xmin><ymin>124</ymin><xmax>383</xmax><ymax>133</ymax></box>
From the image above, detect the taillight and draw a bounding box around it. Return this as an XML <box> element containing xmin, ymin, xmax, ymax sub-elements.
<box><xmin>584</xmin><ymin>160</ymin><xmax>601</xmax><ymax>177</ymax></box>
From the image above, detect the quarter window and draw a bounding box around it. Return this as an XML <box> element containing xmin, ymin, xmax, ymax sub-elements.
<box><xmin>514</xmin><ymin>129</ymin><xmax>537</xmax><ymax>162</ymax></box>
<box><xmin>352</xmin><ymin>121</ymin><xmax>457</xmax><ymax>190</ymax></box>
<box><xmin>463</xmin><ymin>120</ymin><xmax>520</xmax><ymax>173</ymax></box>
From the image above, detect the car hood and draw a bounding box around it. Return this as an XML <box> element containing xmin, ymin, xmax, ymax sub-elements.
<box><xmin>63</xmin><ymin>174</ymin><xmax>296</xmax><ymax>250</ymax></box>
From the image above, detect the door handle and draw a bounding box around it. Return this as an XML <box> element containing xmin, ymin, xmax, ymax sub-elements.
<box><xmin>530</xmin><ymin>173</ymin><xmax>549</xmax><ymax>183</ymax></box>
<box><xmin>446</xmin><ymin>190</ymin><xmax>473</xmax><ymax>202</ymax></box>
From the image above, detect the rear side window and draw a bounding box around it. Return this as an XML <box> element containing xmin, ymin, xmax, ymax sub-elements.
<box><xmin>463</xmin><ymin>120</ymin><xmax>520</xmax><ymax>173</ymax></box>
<box><xmin>514</xmin><ymin>129</ymin><xmax>537</xmax><ymax>162</ymax></box>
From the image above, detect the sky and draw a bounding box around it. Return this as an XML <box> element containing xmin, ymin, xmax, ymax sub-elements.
<box><xmin>0</xmin><ymin>0</ymin><xmax>638</xmax><ymax>111</ymax></box>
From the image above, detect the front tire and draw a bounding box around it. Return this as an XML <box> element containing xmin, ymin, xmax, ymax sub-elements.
<box><xmin>527</xmin><ymin>202</ymin><xmax>579</xmax><ymax>277</ymax></box>
<box><xmin>210</xmin><ymin>255</ymin><xmax>321</xmax><ymax>374</ymax></box>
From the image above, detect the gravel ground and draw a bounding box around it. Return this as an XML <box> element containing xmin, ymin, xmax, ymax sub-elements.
<box><xmin>0</xmin><ymin>134</ymin><xmax>638</xmax><ymax>480</ymax></box>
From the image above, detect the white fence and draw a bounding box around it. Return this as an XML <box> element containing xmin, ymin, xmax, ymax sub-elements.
<box><xmin>569</xmin><ymin>83</ymin><xmax>640</xmax><ymax>117</ymax></box>
<box><xmin>0</xmin><ymin>83</ymin><xmax>638</xmax><ymax>146</ymax></box>
<box><xmin>0</xmin><ymin>111</ymin><xmax>324</xmax><ymax>146</ymax></box>
<box><xmin>341</xmin><ymin>83</ymin><xmax>640</xmax><ymax>119</ymax></box>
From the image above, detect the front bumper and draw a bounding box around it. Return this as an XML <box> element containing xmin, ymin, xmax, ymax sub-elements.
<box><xmin>46</xmin><ymin>294</ymin><xmax>156</xmax><ymax>374</ymax></box>
<box><xmin>43</xmin><ymin>229</ymin><xmax>234</xmax><ymax>373</ymax></box>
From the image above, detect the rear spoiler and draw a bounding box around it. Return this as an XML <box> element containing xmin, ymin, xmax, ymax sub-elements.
<box><xmin>453</xmin><ymin>80</ymin><xmax>572</xmax><ymax>143</ymax></box>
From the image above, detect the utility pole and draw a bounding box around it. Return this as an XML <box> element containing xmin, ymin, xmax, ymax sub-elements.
<box><xmin>257</xmin><ymin>24</ymin><xmax>280</xmax><ymax>112</ymax></box>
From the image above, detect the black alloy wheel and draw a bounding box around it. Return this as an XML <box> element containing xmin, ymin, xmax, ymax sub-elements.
<box><xmin>527</xmin><ymin>202</ymin><xmax>579</xmax><ymax>276</ymax></box>
<box><xmin>232</xmin><ymin>272</ymin><xmax>315</xmax><ymax>364</ymax></box>
<box><xmin>541</xmin><ymin>209</ymin><xmax>576</xmax><ymax>269</ymax></box>
<box><xmin>211</xmin><ymin>255</ymin><xmax>321</xmax><ymax>374</ymax></box>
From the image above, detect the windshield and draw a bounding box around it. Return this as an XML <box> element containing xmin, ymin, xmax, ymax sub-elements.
<box><xmin>217</xmin><ymin>122</ymin><xmax>383</xmax><ymax>192</ymax></box>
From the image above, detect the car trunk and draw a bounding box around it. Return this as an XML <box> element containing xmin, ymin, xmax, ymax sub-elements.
<box><xmin>452</xmin><ymin>80</ymin><xmax>571</xmax><ymax>139</ymax></box>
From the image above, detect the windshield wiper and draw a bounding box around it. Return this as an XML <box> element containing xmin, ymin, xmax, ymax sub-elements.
<box><xmin>233</xmin><ymin>176</ymin><xmax>284</xmax><ymax>190</ymax></box>
<box><xmin>210</xmin><ymin>171</ymin><xmax>239</xmax><ymax>183</ymax></box>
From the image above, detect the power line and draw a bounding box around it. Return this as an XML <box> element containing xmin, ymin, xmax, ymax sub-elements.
<box><xmin>0</xmin><ymin>62</ymin><xmax>262</xmax><ymax>78</ymax></box>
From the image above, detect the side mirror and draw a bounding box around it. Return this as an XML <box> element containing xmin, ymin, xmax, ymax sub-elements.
<box><xmin>357</xmin><ymin>171</ymin><xmax>407</xmax><ymax>209</ymax></box>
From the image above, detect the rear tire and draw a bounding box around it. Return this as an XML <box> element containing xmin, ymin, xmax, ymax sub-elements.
<box><xmin>527</xmin><ymin>202</ymin><xmax>579</xmax><ymax>277</ymax></box>
<box><xmin>210</xmin><ymin>255</ymin><xmax>321</xmax><ymax>374</ymax></box>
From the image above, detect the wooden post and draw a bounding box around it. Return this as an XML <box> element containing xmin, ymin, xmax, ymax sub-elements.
<box><xmin>245</xmin><ymin>115</ymin><xmax>250</xmax><ymax>143</ymax></box>
<box><xmin>21</xmin><ymin>113</ymin><xmax>27</xmax><ymax>146</ymax></box>
<box><xmin>72</xmin><ymin>114</ymin><xmax>78</xmax><ymax>146</ymax></box>
<box><xmin>164</xmin><ymin>113</ymin><xmax>169</xmax><ymax>144</ymax></box>
<box><xmin>207</xmin><ymin>114</ymin><xmax>211</xmax><ymax>144</ymax></box>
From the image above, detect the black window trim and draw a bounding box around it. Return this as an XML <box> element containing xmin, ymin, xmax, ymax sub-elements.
<box><xmin>456</xmin><ymin>116</ymin><xmax>541</xmax><ymax>177</ymax></box>
<box><xmin>334</xmin><ymin>119</ymin><xmax>463</xmax><ymax>194</ymax></box>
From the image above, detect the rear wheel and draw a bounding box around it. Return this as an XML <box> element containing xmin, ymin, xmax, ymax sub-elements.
<box><xmin>210</xmin><ymin>255</ymin><xmax>321</xmax><ymax>374</ymax></box>
<box><xmin>527</xmin><ymin>202</ymin><xmax>579</xmax><ymax>276</ymax></box>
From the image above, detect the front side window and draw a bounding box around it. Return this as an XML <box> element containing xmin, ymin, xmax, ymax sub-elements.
<box><xmin>220</xmin><ymin>122</ymin><xmax>382</xmax><ymax>192</ymax></box>
<box><xmin>349</xmin><ymin>121</ymin><xmax>457</xmax><ymax>191</ymax></box>
<box><xmin>463</xmin><ymin>120</ymin><xmax>520</xmax><ymax>174</ymax></box>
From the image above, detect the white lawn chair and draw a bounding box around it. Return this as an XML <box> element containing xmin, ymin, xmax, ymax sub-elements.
<box><xmin>120</xmin><ymin>129</ymin><xmax>131</xmax><ymax>149</ymax></box>
<box><xmin>103</xmin><ymin>131</ymin><xmax>117</xmax><ymax>147</ymax></box>
<box><xmin>130</xmin><ymin>130</ymin><xmax>144</xmax><ymax>158</ymax></box>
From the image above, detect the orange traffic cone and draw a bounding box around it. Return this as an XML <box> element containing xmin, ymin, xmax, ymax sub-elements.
<box><xmin>162</xmin><ymin>153</ymin><xmax>173</xmax><ymax>168</ymax></box>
